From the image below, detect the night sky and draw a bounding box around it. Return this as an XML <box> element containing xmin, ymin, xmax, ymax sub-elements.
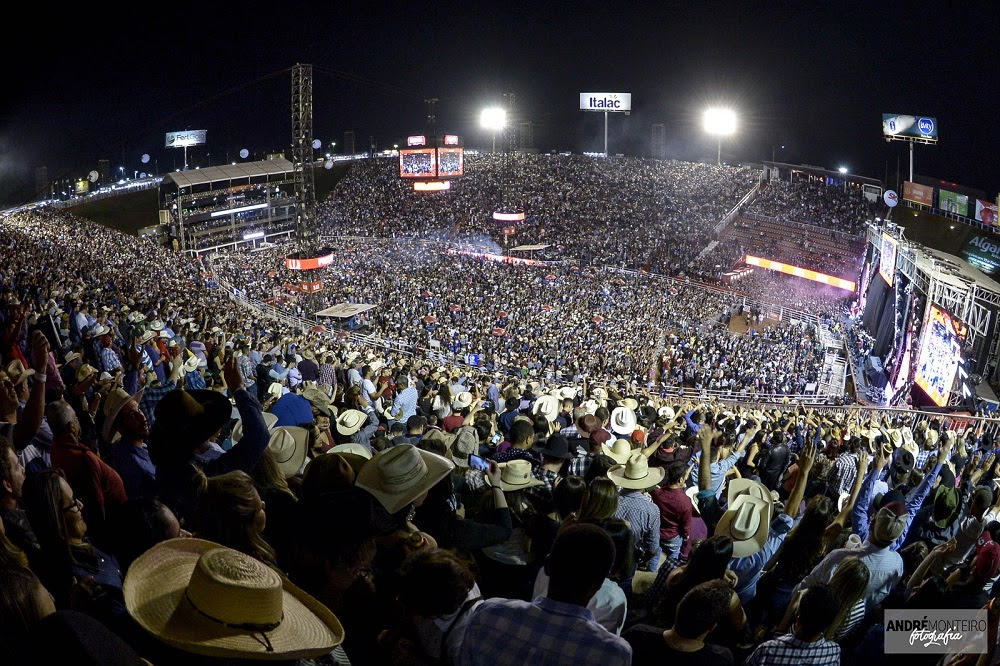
<box><xmin>2</xmin><ymin>1</ymin><xmax>998</xmax><ymax>204</ymax></box>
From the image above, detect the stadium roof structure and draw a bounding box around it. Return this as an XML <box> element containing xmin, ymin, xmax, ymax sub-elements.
<box><xmin>315</xmin><ymin>303</ymin><xmax>377</xmax><ymax>318</ymax></box>
<box><xmin>763</xmin><ymin>161</ymin><xmax>884</xmax><ymax>188</ymax></box>
<box><xmin>509</xmin><ymin>244</ymin><xmax>552</xmax><ymax>252</ymax></box>
<box><xmin>914</xmin><ymin>245</ymin><xmax>1000</xmax><ymax>294</ymax></box>
<box><xmin>161</xmin><ymin>158</ymin><xmax>295</xmax><ymax>190</ymax></box>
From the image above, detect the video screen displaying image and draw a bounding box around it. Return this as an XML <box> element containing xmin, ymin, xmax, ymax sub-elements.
<box><xmin>879</xmin><ymin>233</ymin><xmax>897</xmax><ymax>287</ymax></box>
<box><xmin>437</xmin><ymin>148</ymin><xmax>464</xmax><ymax>177</ymax></box>
<box><xmin>914</xmin><ymin>305</ymin><xmax>968</xmax><ymax>406</ymax></box>
<box><xmin>399</xmin><ymin>149</ymin><xmax>436</xmax><ymax>178</ymax></box>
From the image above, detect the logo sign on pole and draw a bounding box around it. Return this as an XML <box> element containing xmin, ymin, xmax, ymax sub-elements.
<box><xmin>406</xmin><ymin>135</ymin><xmax>426</xmax><ymax>147</ymax></box>
<box><xmin>165</xmin><ymin>130</ymin><xmax>207</xmax><ymax>148</ymax></box>
<box><xmin>884</xmin><ymin>190</ymin><xmax>899</xmax><ymax>207</ymax></box>
<box><xmin>882</xmin><ymin>114</ymin><xmax>938</xmax><ymax>142</ymax></box>
<box><xmin>579</xmin><ymin>93</ymin><xmax>632</xmax><ymax>112</ymax></box>
<box><xmin>443</xmin><ymin>135</ymin><xmax>460</xmax><ymax>146</ymax></box>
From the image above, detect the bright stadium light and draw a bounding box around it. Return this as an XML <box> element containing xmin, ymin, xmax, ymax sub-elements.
<box><xmin>839</xmin><ymin>166</ymin><xmax>848</xmax><ymax>174</ymax></box>
<box><xmin>481</xmin><ymin>107</ymin><xmax>507</xmax><ymax>152</ymax></box>
<box><xmin>703</xmin><ymin>108</ymin><xmax>736</xmax><ymax>165</ymax></box>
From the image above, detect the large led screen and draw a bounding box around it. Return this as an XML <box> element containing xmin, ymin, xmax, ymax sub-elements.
<box><xmin>879</xmin><ymin>233</ymin><xmax>898</xmax><ymax>287</ymax></box>
<box><xmin>399</xmin><ymin>149</ymin><xmax>436</xmax><ymax>178</ymax></box>
<box><xmin>914</xmin><ymin>305</ymin><xmax>968</xmax><ymax>407</ymax></box>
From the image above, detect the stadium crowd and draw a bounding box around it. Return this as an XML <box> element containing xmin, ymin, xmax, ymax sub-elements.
<box><xmin>745</xmin><ymin>180</ymin><xmax>876</xmax><ymax>236</ymax></box>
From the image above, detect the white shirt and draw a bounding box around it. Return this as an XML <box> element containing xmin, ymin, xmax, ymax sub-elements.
<box><xmin>532</xmin><ymin>568</ymin><xmax>627</xmax><ymax>635</ymax></box>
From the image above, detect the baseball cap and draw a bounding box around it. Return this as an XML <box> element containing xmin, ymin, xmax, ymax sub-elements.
<box><xmin>871</xmin><ymin>502</ymin><xmax>908</xmax><ymax>545</ymax></box>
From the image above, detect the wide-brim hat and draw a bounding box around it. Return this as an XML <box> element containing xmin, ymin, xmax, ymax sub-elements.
<box><xmin>533</xmin><ymin>433</ymin><xmax>576</xmax><ymax>460</ymax></box>
<box><xmin>63</xmin><ymin>351</ymin><xmax>82</xmax><ymax>365</ymax></box>
<box><xmin>716</xmin><ymin>494</ymin><xmax>771</xmax><ymax>558</ymax></box>
<box><xmin>93</xmin><ymin>324</ymin><xmax>111</xmax><ymax>337</ymax></box>
<box><xmin>356</xmin><ymin>444</ymin><xmax>454</xmax><ymax>514</ymax></box>
<box><xmin>303</xmin><ymin>349</ymin><xmax>316</xmax><ymax>361</ymax></box>
<box><xmin>452</xmin><ymin>391</ymin><xmax>474</xmax><ymax>410</ymax></box>
<box><xmin>75</xmin><ymin>364</ymin><xmax>98</xmax><ymax>383</ymax></box>
<box><xmin>610</xmin><ymin>406</ymin><xmax>637</xmax><ymax>435</ymax></box>
<box><xmin>268</xmin><ymin>427</ymin><xmax>310</xmax><ymax>478</ymax></box>
<box><xmin>149</xmin><ymin>320</ymin><xmax>165</xmax><ymax>330</ymax></box>
<box><xmin>727</xmin><ymin>477</ymin><xmax>777</xmax><ymax>507</ymax></box>
<box><xmin>5</xmin><ymin>359</ymin><xmax>36</xmax><ymax>386</ymax></box>
<box><xmin>608</xmin><ymin>454</ymin><xmax>665</xmax><ymax>490</ymax></box>
<box><xmin>532</xmin><ymin>394</ymin><xmax>560</xmax><ymax>422</ymax></box>
<box><xmin>124</xmin><ymin>538</ymin><xmax>343</xmax><ymax>660</ymax></box>
<box><xmin>451</xmin><ymin>426</ymin><xmax>479</xmax><ymax>467</ymax></box>
<box><xmin>328</xmin><ymin>443</ymin><xmax>372</xmax><ymax>460</ymax></box>
<box><xmin>102</xmin><ymin>386</ymin><xmax>145</xmax><ymax>443</ymax></box>
<box><xmin>602</xmin><ymin>438</ymin><xmax>634</xmax><ymax>464</ymax></box>
<box><xmin>183</xmin><ymin>355</ymin><xmax>201</xmax><ymax>373</ymax></box>
<box><xmin>487</xmin><ymin>459</ymin><xmax>544</xmax><ymax>492</ymax></box>
<box><xmin>558</xmin><ymin>386</ymin><xmax>577</xmax><ymax>400</ymax></box>
<box><xmin>302</xmin><ymin>387</ymin><xmax>333</xmax><ymax>417</ymax></box>
<box><xmin>336</xmin><ymin>409</ymin><xmax>369</xmax><ymax>436</ymax></box>
<box><xmin>581</xmin><ymin>399</ymin><xmax>599</xmax><ymax>415</ymax></box>
<box><xmin>232</xmin><ymin>412</ymin><xmax>279</xmax><ymax>443</ymax></box>
<box><xmin>685</xmin><ymin>486</ymin><xmax>701</xmax><ymax>514</ymax></box>
<box><xmin>136</xmin><ymin>330</ymin><xmax>156</xmax><ymax>345</ymax></box>
<box><xmin>658</xmin><ymin>406</ymin><xmax>676</xmax><ymax>421</ymax></box>
<box><xmin>619</xmin><ymin>398</ymin><xmax>639</xmax><ymax>411</ymax></box>
<box><xmin>150</xmin><ymin>390</ymin><xmax>233</xmax><ymax>454</ymax></box>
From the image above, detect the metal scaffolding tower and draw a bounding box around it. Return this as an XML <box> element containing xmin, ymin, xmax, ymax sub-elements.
<box><xmin>291</xmin><ymin>63</ymin><xmax>317</xmax><ymax>253</ymax></box>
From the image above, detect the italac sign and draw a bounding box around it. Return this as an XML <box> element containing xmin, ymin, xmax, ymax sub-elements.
<box><xmin>580</xmin><ymin>93</ymin><xmax>632</xmax><ymax>112</ymax></box>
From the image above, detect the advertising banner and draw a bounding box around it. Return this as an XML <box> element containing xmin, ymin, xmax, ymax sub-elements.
<box><xmin>975</xmin><ymin>199</ymin><xmax>998</xmax><ymax>226</ymax></box>
<box><xmin>903</xmin><ymin>181</ymin><xmax>934</xmax><ymax>206</ymax></box>
<box><xmin>580</xmin><ymin>93</ymin><xmax>632</xmax><ymax>112</ymax></box>
<box><xmin>882</xmin><ymin>114</ymin><xmax>938</xmax><ymax>141</ymax></box>
<box><xmin>939</xmin><ymin>189</ymin><xmax>969</xmax><ymax>216</ymax></box>
<box><xmin>960</xmin><ymin>235</ymin><xmax>1000</xmax><ymax>276</ymax></box>
<box><xmin>165</xmin><ymin>130</ymin><xmax>207</xmax><ymax>148</ymax></box>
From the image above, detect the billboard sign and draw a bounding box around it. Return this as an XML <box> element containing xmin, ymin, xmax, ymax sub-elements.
<box><xmin>437</xmin><ymin>147</ymin><xmax>464</xmax><ymax>177</ymax></box>
<box><xmin>399</xmin><ymin>148</ymin><xmax>436</xmax><ymax>178</ymax></box>
<box><xmin>975</xmin><ymin>199</ymin><xmax>998</xmax><ymax>226</ymax></box>
<box><xmin>406</xmin><ymin>135</ymin><xmax>426</xmax><ymax>147</ymax></box>
<box><xmin>915</xmin><ymin>305</ymin><xmax>967</xmax><ymax>407</ymax></box>
<box><xmin>580</xmin><ymin>92</ymin><xmax>632</xmax><ymax>112</ymax></box>
<box><xmin>960</xmin><ymin>235</ymin><xmax>1000</xmax><ymax>276</ymax></box>
<box><xmin>882</xmin><ymin>114</ymin><xmax>938</xmax><ymax>142</ymax></box>
<box><xmin>443</xmin><ymin>134</ymin><xmax>460</xmax><ymax>146</ymax></box>
<box><xmin>74</xmin><ymin>180</ymin><xmax>89</xmax><ymax>195</ymax></box>
<box><xmin>286</xmin><ymin>254</ymin><xmax>334</xmax><ymax>271</ymax></box>
<box><xmin>879</xmin><ymin>233</ymin><xmax>898</xmax><ymax>287</ymax></box>
<box><xmin>939</xmin><ymin>189</ymin><xmax>969</xmax><ymax>216</ymax></box>
<box><xmin>165</xmin><ymin>130</ymin><xmax>207</xmax><ymax>148</ymax></box>
<box><xmin>903</xmin><ymin>181</ymin><xmax>934</xmax><ymax>206</ymax></box>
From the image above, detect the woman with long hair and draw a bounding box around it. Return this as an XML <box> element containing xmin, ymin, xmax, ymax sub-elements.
<box><xmin>575</xmin><ymin>477</ymin><xmax>620</xmax><ymax>523</ymax></box>
<box><xmin>193</xmin><ymin>470</ymin><xmax>276</xmax><ymax>566</ymax></box>
<box><xmin>825</xmin><ymin>557</ymin><xmax>870</xmax><ymax>641</ymax></box>
<box><xmin>249</xmin><ymin>448</ymin><xmax>299</xmax><ymax>566</ymax></box>
<box><xmin>0</xmin><ymin>565</ymin><xmax>56</xmax><ymax>664</ymax></box>
<box><xmin>651</xmin><ymin>534</ymin><xmax>739</xmax><ymax>629</ymax></box>
<box><xmin>22</xmin><ymin>468</ymin><xmax>122</xmax><ymax>606</ymax></box>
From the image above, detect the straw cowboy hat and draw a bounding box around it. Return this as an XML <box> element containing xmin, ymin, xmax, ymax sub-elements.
<box><xmin>63</xmin><ymin>351</ymin><xmax>82</xmax><ymax>365</ymax></box>
<box><xmin>452</xmin><ymin>391</ymin><xmax>475</xmax><ymax>411</ymax></box>
<box><xmin>487</xmin><ymin>459</ymin><xmax>544</xmax><ymax>492</ymax></box>
<box><xmin>619</xmin><ymin>398</ymin><xmax>639</xmax><ymax>411</ymax></box>
<box><xmin>123</xmin><ymin>539</ymin><xmax>343</xmax><ymax>661</ymax></box>
<box><xmin>102</xmin><ymin>386</ymin><xmax>145</xmax><ymax>443</ymax></box>
<box><xmin>5</xmin><ymin>359</ymin><xmax>35</xmax><ymax>387</ymax></box>
<box><xmin>75</xmin><ymin>364</ymin><xmax>98</xmax><ymax>383</ymax></box>
<box><xmin>900</xmin><ymin>427</ymin><xmax>918</xmax><ymax>458</ymax></box>
<box><xmin>608</xmin><ymin>454</ymin><xmax>665</xmax><ymax>490</ymax></box>
<box><xmin>450</xmin><ymin>426</ymin><xmax>479</xmax><ymax>467</ymax></box>
<box><xmin>267</xmin><ymin>427</ymin><xmax>310</xmax><ymax>478</ymax></box>
<box><xmin>232</xmin><ymin>412</ymin><xmax>279</xmax><ymax>444</ymax></box>
<box><xmin>328</xmin><ymin>443</ymin><xmax>372</xmax><ymax>460</ymax></box>
<box><xmin>610</xmin><ymin>407</ymin><xmax>638</xmax><ymax>436</ymax></box>
<box><xmin>532</xmin><ymin>394</ymin><xmax>560</xmax><ymax>422</ymax></box>
<box><xmin>335</xmin><ymin>409</ymin><xmax>369</xmax><ymax>436</ymax></box>
<box><xmin>715</xmin><ymin>494</ymin><xmax>772</xmax><ymax>558</ymax></box>
<box><xmin>602</xmin><ymin>439</ymin><xmax>634</xmax><ymax>464</ymax></box>
<box><xmin>356</xmin><ymin>444</ymin><xmax>454</xmax><ymax>514</ymax></box>
<box><xmin>137</xmin><ymin>330</ymin><xmax>156</xmax><ymax>345</ymax></box>
<box><xmin>302</xmin><ymin>386</ymin><xmax>334</xmax><ymax>417</ymax></box>
<box><xmin>302</xmin><ymin>349</ymin><xmax>316</xmax><ymax>361</ymax></box>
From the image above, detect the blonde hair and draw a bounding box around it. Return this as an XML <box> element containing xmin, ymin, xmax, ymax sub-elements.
<box><xmin>826</xmin><ymin>557</ymin><xmax>870</xmax><ymax>639</ymax></box>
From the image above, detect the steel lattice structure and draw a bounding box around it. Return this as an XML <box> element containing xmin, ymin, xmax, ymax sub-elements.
<box><xmin>291</xmin><ymin>64</ymin><xmax>317</xmax><ymax>253</ymax></box>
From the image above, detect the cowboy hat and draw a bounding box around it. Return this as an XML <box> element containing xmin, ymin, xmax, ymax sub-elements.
<box><xmin>658</xmin><ymin>406</ymin><xmax>676</xmax><ymax>421</ymax></box>
<box><xmin>63</xmin><ymin>351</ymin><xmax>82</xmax><ymax>364</ymax></box>
<box><xmin>602</xmin><ymin>438</ymin><xmax>634</xmax><ymax>464</ymax></box>
<box><xmin>302</xmin><ymin>349</ymin><xmax>316</xmax><ymax>361</ymax></box>
<box><xmin>336</xmin><ymin>409</ymin><xmax>369</xmax><ymax>436</ymax></box>
<box><xmin>382</xmin><ymin>404</ymin><xmax>400</xmax><ymax>421</ymax></box>
<box><xmin>558</xmin><ymin>386</ymin><xmax>577</xmax><ymax>400</ymax></box>
<box><xmin>608</xmin><ymin>454</ymin><xmax>665</xmax><ymax>490</ymax></box>
<box><xmin>727</xmin><ymin>478</ymin><xmax>777</xmax><ymax>507</ymax></box>
<box><xmin>102</xmin><ymin>386</ymin><xmax>145</xmax><ymax>443</ymax></box>
<box><xmin>533</xmin><ymin>433</ymin><xmax>577</xmax><ymax>460</ymax></box>
<box><xmin>182</xmin><ymin>355</ymin><xmax>201</xmax><ymax>374</ymax></box>
<box><xmin>268</xmin><ymin>427</ymin><xmax>310</xmax><ymax>478</ymax></box>
<box><xmin>123</xmin><ymin>538</ymin><xmax>343</xmax><ymax>660</ymax></box>
<box><xmin>487</xmin><ymin>459</ymin><xmax>544</xmax><ymax>492</ymax></box>
<box><xmin>4</xmin><ymin>359</ymin><xmax>35</xmax><ymax>387</ymax></box>
<box><xmin>532</xmin><ymin>395</ymin><xmax>560</xmax><ymax>422</ymax></box>
<box><xmin>150</xmin><ymin>390</ymin><xmax>233</xmax><ymax>455</ymax></box>
<box><xmin>610</xmin><ymin>406</ymin><xmax>638</xmax><ymax>435</ymax></box>
<box><xmin>149</xmin><ymin>320</ymin><xmax>165</xmax><ymax>330</ymax></box>
<box><xmin>302</xmin><ymin>386</ymin><xmax>333</xmax><ymax>417</ymax></box>
<box><xmin>75</xmin><ymin>364</ymin><xmax>98</xmax><ymax>383</ymax></box>
<box><xmin>581</xmin><ymin>399</ymin><xmax>600</xmax><ymax>415</ymax></box>
<box><xmin>452</xmin><ymin>391</ymin><xmax>475</xmax><ymax>411</ymax></box>
<box><xmin>451</xmin><ymin>426</ymin><xmax>479</xmax><ymax>467</ymax></box>
<box><xmin>356</xmin><ymin>444</ymin><xmax>454</xmax><ymax>514</ymax></box>
<box><xmin>619</xmin><ymin>398</ymin><xmax>639</xmax><ymax>411</ymax></box>
<box><xmin>328</xmin><ymin>443</ymin><xmax>372</xmax><ymax>460</ymax></box>
<box><xmin>715</xmin><ymin>494</ymin><xmax>772</xmax><ymax>558</ymax></box>
<box><xmin>137</xmin><ymin>330</ymin><xmax>156</xmax><ymax>345</ymax></box>
<box><xmin>93</xmin><ymin>324</ymin><xmax>111</xmax><ymax>337</ymax></box>
<box><xmin>231</xmin><ymin>412</ymin><xmax>279</xmax><ymax>443</ymax></box>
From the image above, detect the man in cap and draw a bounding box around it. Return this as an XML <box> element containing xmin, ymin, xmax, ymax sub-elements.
<box><xmin>456</xmin><ymin>523</ymin><xmax>632</xmax><ymax>665</ymax></box>
<box><xmin>906</xmin><ymin>454</ymin><xmax>994</xmax><ymax>553</ymax></box>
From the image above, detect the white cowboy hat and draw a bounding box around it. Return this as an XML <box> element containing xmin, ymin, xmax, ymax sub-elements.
<box><xmin>149</xmin><ymin>320</ymin><xmax>165</xmax><ymax>330</ymax></box>
<box><xmin>231</xmin><ymin>412</ymin><xmax>279</xmax><ymax>443</ymax></box>
<box><xmin>93</xmin><ymin>324</ymin><xmax>111</xmax><ymax>337</ymax></box>
<box><xmin>267</xmin><ymin>427</ymin><xmax>310</xmax><ymax>478</ymax></box>
<box><xmin>63</xmin><ymin>351</ymin><xmax>82</xmax><ymax>364</ymax></box>
<box><xmin>452</xmin><ymin>391</ymin><xmax>475</xmax><ymax>411</ymax></box>
<box><xmin>123</xmin><ymin>538</ymin><xmax>343</xmax><ymax>660</ymax></box>
<box><xmin>610</xmin><ymin>406</ymin><xmax>637</xmax><ymax>435</ymax></box>
<box><xmin>487</xmin><ymin>459</ymin><xmax>544</xmax><ymax>492</ymax></box>
<box><xmin>608</xmin><ymin>454</ymin><xmax>666</xmax><ymax>490</ymax></box>
<box><xmin>159</xmin><ymin>331</ymin><xmax>172</xmax><ymax>339</ymax></box>
<box><xmin>581</xmin><ymin>399</ymin><xmax>600</xmax><ymax>415</ymax></box>
<box><xmin>335</xmin><ymin>409</ymin><xmax>369</xmax><ymax>436</ymax></box>
<box><xmin>715</xmin><ymin>494</ymin><xmax>772</xmax><ymax>558</ymax></box>
<box><xmin>685</xmin><ymin>485</ymin><xmax>701</xmax><ymax>514</ymax></box>
<box><xmin>356</xmin><ymin>444</ymin><xmax>454</xmax><ymax>514</ymax></box>
<box><xmin>619</xmin><ymin>398</ymin><xmax>639</xmax><ymax>411</ymax></box>
<box><xmin>532</xmin><ymin>395</ymin><xmax>560</xmax><ymax>422</ymax></box>
<box><xmin>727</xmin><ymin>478</ymin><xmax>777</xmax><ymax>507</ymax></box>
<box><xmin>658</xmin><ymin>406</ymin><xmax>676</xmax><ymax>421</ymax></box>
<box><xmin>602</xmin><ymin>438</ymin><xmax>634</xmax><ymax>464</ymax></box>
<box><xmin>837</xmin><ymin>491</ymin><xmax>851</xmax><ymax>513</ymax></box>
<box><xmin>183</xmin><ymin>355</ymin><xmax>201</xmax><ymax>374</ymax></box>
<box><xmin>328</xmin><ymin>443</ymin><xmax>372</xmax><ymax>460</ymax></box>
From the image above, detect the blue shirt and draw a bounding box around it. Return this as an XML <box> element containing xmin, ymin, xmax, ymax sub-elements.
<box><xmin>688</xmin><ymin>449</ymin><xmax>746</xmax><ymax>498</ymax></box>
<box><xmin>731</xmin><ymin>512</ymin><xmax>795</xmax><ymax>603</ymax></box>
<box><xmin>391</xmin><ymin>386</ymin><xmax>419</xmax><ymax>421</ymax></box>
<box><xmin>852</xmin><ymin>463</ymin><xmax>940</xmax><ymax>550</ymax></box>
<box><xmin>270</xmin><ymin>393</ymin><xmax>315</xmax><ymax>427</ymax></box>
<box><xmin>110</xmin><ymin>441</ymin><xmax>157</xmax><ymax>499</ymax></box>
<box><xmin>457</xmin><ymin>596</ymin><xmax>632</xmax><ymax>666</ymax></box>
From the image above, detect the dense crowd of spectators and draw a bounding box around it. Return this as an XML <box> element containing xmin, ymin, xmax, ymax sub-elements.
<box><xmin>745</xmin><ymin>180</ymin><xmax>876</xmax><ymax>236</ymax></box>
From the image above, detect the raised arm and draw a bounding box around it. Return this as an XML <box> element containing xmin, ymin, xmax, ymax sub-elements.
<box><xmin>785</xmin><ymin>442</ymin><xmax>815</xmax><ymax>517</ymax></box>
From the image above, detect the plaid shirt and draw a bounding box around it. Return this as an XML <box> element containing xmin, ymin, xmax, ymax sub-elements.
<box><xmin>237</xmin><ymin>354</ymin><xmax>256</xmax><ymax>387</ymax></box>
<box><xmin>828</xmin><ymin>451</ymin><xmax>858</xmax><ymax>496</ymax></box>
<box><xmin>615</xmin><ymin>491</ymin><xmax>660</xmax><ymax>557</ymax></box>
<box><xmin>100</xmin><ymin>346</ymin><xmax>122</xmax><ymax>373</ymax></box>
<box><xmin>456</xmin><ymin>596</ymin><xmax>632</xmax><ymax>666</ymax></box>
<box><xmin>140</xmin><ymin>380</ymin><xmax>176</xmax><ymax>427</ymax></box>
<box><xmin>524</xmin><ymin>466</ymin><xmax>559</xmax><ymax>508</ymax></box>
<box><xmin>317</xmin><ymin>363</ymin><xmax>336</xmax><ymax>388</ymax></box>
<box><xmin>915</xmin><ymin>447</ymin><xmax>936</xmax><ymax>470</ymax></box>
<box><xmin>745</xmin><ymin>634</ymin><xmax>840</xmax><ymax>666</ymax></box>
<box><xmin>566</xmin><ymin>452</ymin><xmax>596</xmax><ymax>478</ymax></box>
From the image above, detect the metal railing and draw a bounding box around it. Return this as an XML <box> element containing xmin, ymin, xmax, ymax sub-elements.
<box><xmin>714</xmin><ymin>182</ymin><xmax>761</xmax><ymax>234</ymax></box>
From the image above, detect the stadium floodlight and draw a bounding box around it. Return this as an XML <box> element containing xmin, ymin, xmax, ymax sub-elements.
<box><xmin>481</xmin><ymin>107</ymin><xmax>507</xmax><ymax>152</ymax></box>
<box><xmin>703</xmin><ymin>108</ymin><xmax>736</xmax><ymax>165</ymax></box>
<box><xmin>839</xmin><ymin>166</ymin><xmax>848</xmax><ymax>174</ymax></box>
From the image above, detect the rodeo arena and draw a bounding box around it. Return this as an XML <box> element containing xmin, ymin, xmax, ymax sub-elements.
<box><xmin>6</xmin><ymin>65</ymin><xmax>1000</xmax><ymax>666</ymax></box>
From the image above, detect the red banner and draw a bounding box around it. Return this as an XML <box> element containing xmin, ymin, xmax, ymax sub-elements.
<box><xmin>903</xmin><ymin>181</ymin><xmax>934</xmax><ymax>206</ymax></box>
